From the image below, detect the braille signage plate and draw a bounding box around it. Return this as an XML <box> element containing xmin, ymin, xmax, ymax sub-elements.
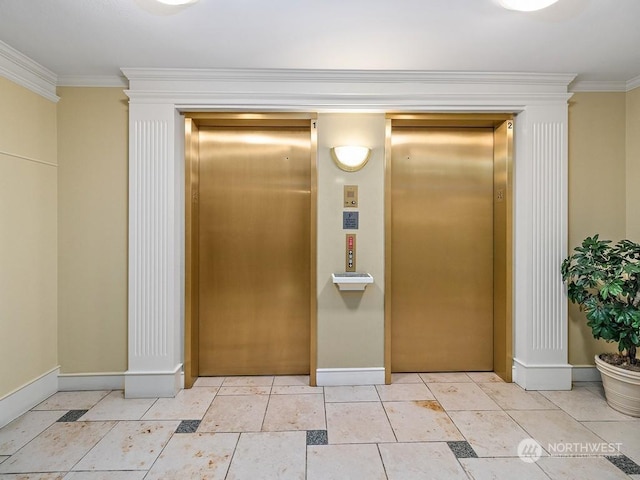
<box><xmin>343</xmin><ymin>211</ymin><xmax>359</xmax><ymax>229</ymax></box>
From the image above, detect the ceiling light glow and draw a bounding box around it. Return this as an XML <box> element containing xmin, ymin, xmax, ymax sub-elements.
<box><xmin>155</xmin><ymin>0</ymin><xmax>198</xmax><ymax>5</ymax></box>
<box><xmin>499</xmin><ymin>0</ymin><xmax>559</xmax><ymax>11</ymax></box>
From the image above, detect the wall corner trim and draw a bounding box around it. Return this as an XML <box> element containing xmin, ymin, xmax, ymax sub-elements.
<box><xmin>0</xmin><ymin>367</ymin><xmax>60</xmax><ymax>429</ymax></box>
<box><xmin>316</xmin><ymin>367</ymin><xmax>385</xmax><ymax>386</ymax></box>
<box><xmin>0</xmin><ymin>40</ymin><xmax>58</xmax><ymax>102</ymax></box>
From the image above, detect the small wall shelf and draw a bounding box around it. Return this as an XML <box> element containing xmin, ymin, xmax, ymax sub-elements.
<box><xmin>331</xmin><ymin>273</ymin><xmax>374</xmax><ymax>291</ymax></box>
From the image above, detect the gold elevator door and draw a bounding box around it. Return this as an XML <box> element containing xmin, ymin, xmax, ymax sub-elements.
<box><xmin>391</xmin><ymin>127</ymin><xmax>494</xmax><ymax>372</ymax></box>
<box><xmin>198</xmin><ymin>126</ymin><xmax>311</xmax><ymax>376</ymax></box>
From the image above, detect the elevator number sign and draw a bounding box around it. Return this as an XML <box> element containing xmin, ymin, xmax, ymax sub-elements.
<box><xmin>343</xmin><ymin>211</ymin><xmax>359</xmax><ymax>229</ymax></box>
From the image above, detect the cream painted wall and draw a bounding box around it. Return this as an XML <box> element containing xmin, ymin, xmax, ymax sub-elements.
<box><xmin>567</xmin><ymin>92</ymin><xmax>627</xmax><ymax>366</ymax></box>
<box><xmin>626</xmin><ymin>87</ymin><xmax>640</xmax><ymax>242</ymax></box>
<box><xmin>0</xmin><ymin>77</ymin><xmax>58</xmax><ymax>397</ymax></box>
<box><xmin>45</xmin><ymin>89</ymin><xmax>640</xmax><ymax>378</ymax></box>
<box><xmin>316</xmin><ymin>114</ymin><xmax>386</xmax><ymax>368</ymax></box>
<box><xmin>57</xmin><ymin>87</ymin><xmax>128</xmax><ymax>373</ymax></box>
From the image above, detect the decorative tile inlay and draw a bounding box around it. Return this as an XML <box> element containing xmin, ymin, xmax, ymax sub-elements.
<box><xmin>607</xmin><ymin>455</ymin><xmax>640</xmax><ymax>475</ymax></box>
<box><xmin>307</xmin><ymin>430</ymin><xmax>328</xmax><ymax>445</ymax></box>
<box><xmin>448</xmin><ymin>441</ymin><xmax>478</xmax><ymax>458</ymax></box>
<box><xmin>57</xmin><ymin>410</ymin><xmax>88</xmax><ymax>422</ymax></box>
<box><xmin>176</xmin><ymin>420</ymin><xmax>201</xmax><ymax>433</ymax></box>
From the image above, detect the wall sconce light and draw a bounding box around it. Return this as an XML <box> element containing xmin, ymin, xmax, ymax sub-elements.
<box><xmin>331</xmin><ymin>146</ymin><xmax>371</xmax><ymax>172</ymax></box>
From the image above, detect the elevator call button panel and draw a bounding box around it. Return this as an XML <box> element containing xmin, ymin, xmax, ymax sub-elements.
<box><xmin>344</xmin><ymin>185</ymin><xmax>358</xmax><ymax>208</ymax></box>
<box><xmin>346</xmin><ymin>234</ymin><xmax>356</xmax><ymax>272</ymax></box>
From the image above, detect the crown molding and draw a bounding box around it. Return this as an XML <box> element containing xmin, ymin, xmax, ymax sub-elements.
<box><xmin>0</xmin><ymin>40</ymin><xmax>58</xmax><ymax>102</ymax></box>
<box><xmin>569</xmin><ymin>80</ymin><xmax>627</xmax><ymax>92</ymax></box>
<box><xmin>123</xmin><ymin>68</ymin><xmax>575</xmax><ymax>110</ymax></box>
<box><xmin>570</xmin><ymin>75</ymin><xmax>640</xmax><ymax>93</ymax></box>
<box><xmin>57</xmin><ymin>74</ymin><xmax>128</xmax><ymax>88</ymax></box>
<box><xmin>122</xmin><ymin>67</ymin><xmax>576</xmax><ymax>88</ymax></box>
<box><xmin>124</xmin><ymin>91</ymin><xmax>573</xmax><ymax>113</ymax></box>
<box><xmin>627</xmin><ymin>74</ymin><xmax>640</xmax><ymax>92</ymax></box>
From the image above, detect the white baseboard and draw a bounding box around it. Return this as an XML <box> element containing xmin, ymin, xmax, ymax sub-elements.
<box><xmin>58</xmin><ymin>372</ymin><xmax>125</xmax><ymax>391</ymax></box>
<box><xmin>513</xmin><ymin>362</ymin><xmax>601</xmax><ymax>385</ymax></box>
<box><xmin>571</xmin><ymin>365</ymin><xmax>601</xmax><ymax>382</ymax></box>
<box><xmin>124</xmin><ymin>364</ymin><xmax>182</xmax><ymax>398</ymax></box>
<box><xmin>513</xmin><ymin>358</ymin><xmax>572</xmax><ymax>390</ymax></box>
<box><xmin>0</xmin><ymin>366</ymin><xmax>59</xmax><ymax>429</ymax></box>
<box><xmin>316</xmin><ymin>367</ymin><xmax>385</xmax><ymax>386</ymax></box>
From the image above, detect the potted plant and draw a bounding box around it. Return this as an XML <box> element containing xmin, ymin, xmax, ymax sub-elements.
<box><xmin>561</xmin><ymin>235</ymin><xmax>640</xmax><ymax>416</ymax></box>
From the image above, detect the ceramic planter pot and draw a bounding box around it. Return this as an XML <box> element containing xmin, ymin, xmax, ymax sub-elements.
<box><xmin>595</xmin><ymin>354</ymin><xmax>640</xmax><ymax>417</ymax></box>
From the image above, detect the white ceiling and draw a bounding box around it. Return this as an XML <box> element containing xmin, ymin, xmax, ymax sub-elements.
<box><xmin>0</xmin><ymin>0</ymin><xmax>639</xmax><ymax>89</ymax></box>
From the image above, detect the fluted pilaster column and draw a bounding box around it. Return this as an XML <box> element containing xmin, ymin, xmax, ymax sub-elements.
<box><xmin>513</xmin><ymin>104</ymin><xmax>571</xmax><ymax>390</ymax></box>
<box><xmin>125</xmin><ymin>103</ymin><xmax>184</xmax><ymax>398</ymax></box>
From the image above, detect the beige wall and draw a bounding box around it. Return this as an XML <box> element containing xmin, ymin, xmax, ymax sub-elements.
<box><xmin>0</xmin><ymin>77</ymin><xmax>58</xmax><ymax>396</ymax></box>
<box><xmin>57</xmin><ymin>87</ymin><xmax>128</xmax><ymax>373</ymax></box>
<box><xmin>567</xmin><ymin>92</ymin><xmax>627</xmax><ymax>365</ymax></box>
<box><xmin>627</xmin><ymin>86</ymin><xmax>640</xmax><ymax>242</ymax></box>
<box><xmin>6</xmin><ymin>84</ymin><xmax>632</xmax><ymax>383</ymax></box>
<box><xmin>316</xmin><ymin>114</ymin><xmax>386</xmax><ymax>368</ymax></box>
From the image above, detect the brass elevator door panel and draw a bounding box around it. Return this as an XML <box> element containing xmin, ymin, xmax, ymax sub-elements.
<box><xmin>198</xmin><ymin>127</ymin><xmax>311</xmax><ymax>376</ymax></box>
<box><xmin>391</xmin><ymin>128</ymin><xmax>494</xmax><ymax>372</ymax></box>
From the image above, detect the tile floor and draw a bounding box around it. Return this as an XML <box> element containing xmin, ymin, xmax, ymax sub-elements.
<box><xmin>1</xmin><ymin>373</ymin><xmax>640</xmax><ymax>479</ymax></box>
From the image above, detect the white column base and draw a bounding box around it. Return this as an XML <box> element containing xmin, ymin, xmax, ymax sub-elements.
<box><xmin>316</xmin><ymin>367</ymin><xmax>385</xmax><ymax>386</ymax></box>
<box><xmin>0</xmin><ymin>367</ymin><xmax>59</xmax><ymax>429</ymax></box>
<box><xmin>124</xmin><ymin>364</ymin><xmax>183</xmax><ymax>398</ymax></box>
<box><xmin>513</xmin><ymin>358</ymin><xmax>572</xmax><ymax>390</ymax></box>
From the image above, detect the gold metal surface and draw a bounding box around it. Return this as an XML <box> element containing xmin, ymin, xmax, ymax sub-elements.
<box><xmin>384</xmin><ymin>120</ymin><xmax>393</xmax><ymax>384</ymax></box>
<box><xmin>389</xmin><ymin>126</ymin><xmax>495</xmax><ymax>372</ymax></box>
<box><xmin>386</xmin><ymin>113</ymin><xmax>514</xmax><ymax>128</ymax></box>
<box><xmin>184</xmin><ymin>118</ymin><xmax>200</xmax><ymax>389</ymax></box>
<box><xmin>309</xmin><ymin>121</ymin><xmax>318</xmax><ymax>386</ymax></box>
<box><xmin>196</xmin><ymin>123</ymin><xmax>313</xmax><ymax>376</ymax></box>
<box><xmin>492</xmin><ymin>120</ymin><xmax>514</xmax><ymax>382</ymax></box>
<box><xmin>189</xmin><ymin>112</ymin><xmax>314</xmax><ymax>128</ymax></box>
